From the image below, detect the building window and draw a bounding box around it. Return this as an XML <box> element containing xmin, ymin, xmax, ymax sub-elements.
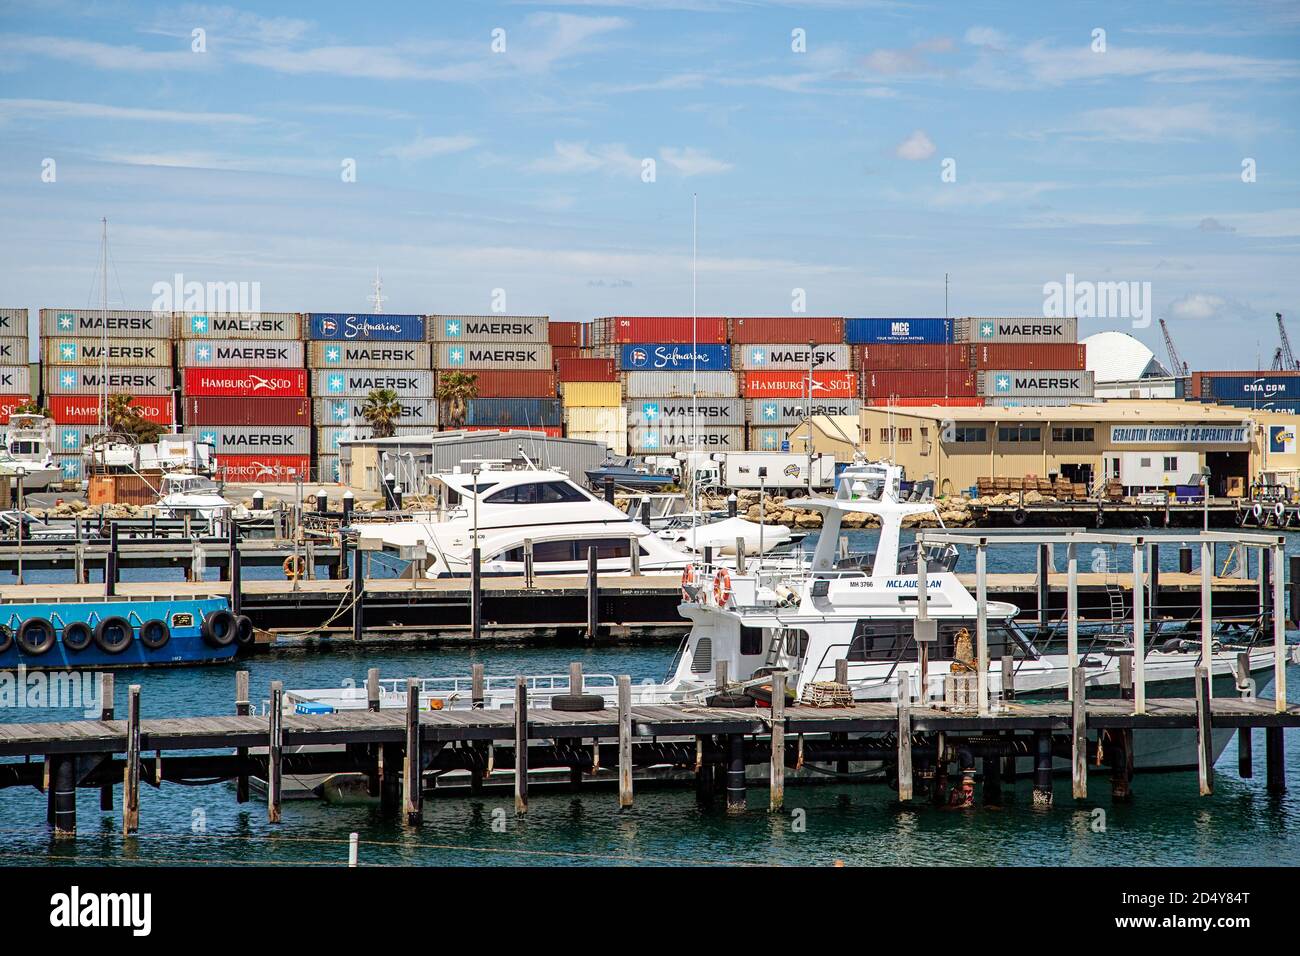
<box><xmin>1051</xmin><ymin>427</ymin><xmax>1094</xmax><ymax>442</ymax></box>
<box><xmin>997</xmin><ymin>426</ymin><xmax>1041</xmax><ymax>443</ymax></box>
<box><xmin>1140</xmin><ymin>457</ymin><xmax>1152</xmax><ymax>468</ymax></box>
<box><xmin>862</xmin><ymin>429</ymin><xmax>870</xmax><ymax>443</ymax></box>
<box><xmin>898</xmin><ymin>428</ymin><xmax>913</xmax><ymax>443</ymax></box>
<box><xmin>1163</xmin><ymin>456</ymin><xmax>1178</xmax><ymax>471</ymax></box>
<box><xmin>953</xmin><ymin>427</ymin><xmax>987</xmax><ymax>443</ymax></box>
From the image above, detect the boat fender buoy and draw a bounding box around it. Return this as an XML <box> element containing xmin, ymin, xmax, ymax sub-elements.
<box><xmin>1253</xmin><ymin>502</ymin><xmax>1263</xmax><ymax>520</ymax></box>
<box><xmin>138</xmin><ymin>618</ymin><xmax>170</xmax><ymax>650</ymax></box>
<box><xmin>62</xmin><ymin>621</ymin><xmax>94</xmax><ymax>653</ymax></box>
<box><xmin>1140</xmin><ymin>515</ymin><xmax>1152</xmax><ymax>529</ymax></box>
<box><xmin>1011</xmin><ymin>508</ymin><xmax>1028</xmax><ymax>527</ymax></box>
<box><xmin>1275</xmin><ymin>502</ymin><xmax>1286</xmax><ymax>520</ymax></box>
<box><xmin>681</xmin><ymin>563</ymin><xmax>697</xmax><ymax>601</ymax></box>
<box><xmin>283</xmin><ymin>555</ymin><xmax>307</xmax><ymax>580</ymax></box>
<box><xmin>93</xmin><ymin>616</ymin><xmax>134</xmax><ymax>655</ymax></box>
<box><xmin>16</xmin><ymin>617</ymin><xmax>56</xmax><ymax>656</ymax></box>
<box><xmin>201</xmin><ymin>609</ymin><xmax>238</xmax><ymax>648</ymax></box>
<box><xmin>713</xmin><ymin>568</ymin><xmax>733</xmax><ymax>607</ymax></box>
<box><xmin>1095</xmin><ymin>511</ymin><xmax>1106</xmax><ymax>528</ymax></box>
<box><xmin>234</xmin><ymin>614</ymin><xmax>256</xmax><ymax>647</ymax></box>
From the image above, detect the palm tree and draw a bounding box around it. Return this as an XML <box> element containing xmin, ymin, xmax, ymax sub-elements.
<box><xmin>360</xmin><ymin>388</ymin><xmax>403</xmax><ymax>438</ymax></box>
<box><xmin>12</xmin><ymin>400</ymin><xmax>50</xmax><ymax>417</ymax></box>
<box><xmin>105</xmin><ymin>393</ymin><xmax>163</xmax><ymax>444</ymax></box>
<box><xmin>436</xmin><ymin>371</ymin><xmax>479</xmax><ymax>428</ymax></box>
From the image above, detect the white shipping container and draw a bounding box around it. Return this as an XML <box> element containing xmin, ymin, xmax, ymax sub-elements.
<box><xmin>313</xmin><ymin>397</ymin><xmax>439</xmax><ymax>427</ymax></box>
<box><xmin>981</xmin><ymin>369</ymin><xmax>1094</xmax><ymax>399</ymax></box>
<box><xmin>965</xmin><ymin>317</ymin><xmax>1078</xmax><ymax>344</ymax></box>
<box><xmin>42</xmin><ymin>337</ymin><xmax>171</xmax><ymax>367</ymax></box>
<box><xmin>749</xmin><ymin>398</ymin><xmax>861</xmax><ymax>426</ymax></box>
<box><xmin>316</xmin><ymin>454</ymin><xmax>342</xmax><ymax>483</ymax></box>
<box><xmin>40</xmin><ymin>309</ymin><xmax>169</xmax><ymax>338</ymax></box>
<box><xmin>188</xmin><ymin>424</ymin><xmax>312</xmax><ymax>455</ymax></box>
<box><xmin>434</xmin><ymin>342</ymin><xmax>552</xmax><ymax>370</ymax></box>
<box><xmin>44</xmin><ymin>366</ymin><xmax>172</xmax><ymax>395</ymax></box>
<box><xmin>316</xmin><ymin>424</ymin><xmax>429</xmax><ymax>452</ymax></box>
<box><xmin>309</xmin><ymin>341</ymin><xmax>431</xmax><ymax>369</ymax></box>
<box><xmin>181</xmin><ymin>339</ymin><xmax>305</xmax><ymax>367</ymax></box>
<box><xmin>0</xmin><ymin>309</ymin><xmax>28</xmax><ymax>337</ymax></box>
<box><xmin>627</xmin><ymin>425</ymin><xmax>745</xmax><ymax>453</ymax></box>
<box><xmin>623</xmin><ymin>371</ymin><xmax>738</xmax><ymax>399</ymax></box>
<box><xmin>563</xmin><ymin>406</ymin><xmax>627</xmax><ymax>432</ymax></box>
<box><xmin>311</xmin><ymin>368</ymin><xmax>434</xmax><ymax>398</ymax></box>
<box><xmin>737</xmin><ymin>343</ymin><xmax>851</xmax><ymax>371</ymax></box>
<box><xmin>625</xmin><ymin>397</ymin><xmax>745</xmax><ymax>427</ymax></box>
<box><xmin>0</xmin><ymin>337</ymin><xmax>28</xmax><ymax>364</ymax></box>
<box><xmin>567</xmin><ymin>430</ymin><xmax>628</xmax><ymax>456</ymax></box>
<box><xmin>0</xmin><ymin>365</ymin><xmax>34</xmax><ymax>394</ymax></box>
<box><xmin>428</xmin><ymin>314</ymin><xmax>549</xmax><ymax>343</ymax></box>
<box><xmin>179</xmin><ymin>311</ymin><xmax>301</xmax><ymax>339</ymax></box>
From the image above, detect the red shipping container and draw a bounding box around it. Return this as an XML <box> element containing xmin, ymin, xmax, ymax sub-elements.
<box><xmin>855</xmin><ymin>344</ymin><xmax>970</xmax><ymax>371</ymax></box>
<box><xmin>557</xmin><ymin>358</ymin><xmax>619</xmax><ymax>382</ymax></box>
<box><xmin>183</xmin><ymin>367</ymin><xmax>308</xmax><ymax>397</ymax></box>
<box><xmin>49</xmin><ymin>394</ymin><xmax>175</xmax><ymax>425</ymax></box>
<box><xmin>548</xmin><ymin>322</ymin><xmax>583</xmax><ymax>347</ymax></box>
<box><xmin>596</xmin><ymin>316</ymin><xmax>728</xmax><ymax>345</ymax></box>
<box><xmin>728</xmin><ymin>317</ymin><xmax>844</xmax><ymax>344</ymax></box>
<box><xmin>552</xmin><ymin>346</ymin><xmax>583</xmax><ymax>362</ymax></box>
<box><xmin>0</xmin><ymin>395</ymin><xmax>32</xmax><ymax>424</ymax></box>
<box><xmin>865</xmin><ymin>396</ymin><xmax>984</xmax><ymax>407</ymax></box>
<box><xmin>216</xmin><ymin>454</ymin><xmax>310</xmax><ymax>482</ymax></box>
<box><xmin>183</xmin><ymin>396</ymin><xmax>310</xmax><ymax>427</ymax></box>
<box><xmin>455</xmin><ymin>370</ymin><xmax>558</xmax><ymax>398</ymax></box>
<box><xmin>861</xmin><ymin>369</ymin><xmax>977</xmax><ymax>399</ymax></box>
<box><xmin>970</xmin><ymin>344</ymin><xmax>1085</xmax><ymax>371</ymax></box>
<box><xmin>742</xmin><ymin>370</ymin><xmax>858</xmax><ymax>398</ymax></box>
<box><xmin>463</xmin><ymin>426</ymin><xmax>563</xmax><ymax>437</ymax></box>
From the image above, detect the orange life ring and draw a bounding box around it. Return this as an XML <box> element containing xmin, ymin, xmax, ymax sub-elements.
<box><xmin>283</xmin><ymin>555</ymin><xmax>307</xmax><ymax>580</ymax></box>
<box><xmin>713</xmin><ymin>568</ymin><xmax>733</xmax><ymax>607</ymax></box>
<box><xmin>681</xmin><ymin>563</ymin><xmax>697</xmax><ymax>600</ymax></box>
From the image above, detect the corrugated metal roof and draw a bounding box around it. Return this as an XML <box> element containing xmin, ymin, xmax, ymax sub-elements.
<box><xmin>1082</xmin><ymin>331</ymin><xmax>1169</xmax><ymax>382</ymax></box>
<box><xmin>859</xmin><ymin>400</ymin><xmax>1256</xmax><ymax>423</ymax></box>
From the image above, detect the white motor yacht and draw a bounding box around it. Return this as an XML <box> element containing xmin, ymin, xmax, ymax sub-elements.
<box><xmin>1</xmin><ymin>413</ymin><xmax>62</xmax><ymax>490</ymax></box>
<box><xmin>155</xmin><ymin>472</ymin><xmax>241</xmax><ymax>527</ymax></box>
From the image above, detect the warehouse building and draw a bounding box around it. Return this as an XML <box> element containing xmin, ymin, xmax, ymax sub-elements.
<box><xmin>837</xmin><ymin>400</ymin><xmax>1300</xmax><ymax>498</ymax></box>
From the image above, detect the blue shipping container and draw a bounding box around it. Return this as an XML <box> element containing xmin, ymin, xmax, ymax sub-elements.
<box><xmin>307</xmin><ymin>313</ymin><xmax>426</xmax><ymax>342</ymax></box>
<box><xmin>620</xmin><ymin>344</ymin><xmax>731</xmax><ymax>371</ymax></box>
<box><xmin>845</xmin><ymin>318</ymin><xmax>952</xmax><ymax>345</ymax></box>
<box><xmin>465</xmin><ymin>398</ymin><xmax>562</xmax><ymax>428</ymax></box>
<box><xmin>1200</xmin><ymin>374</ymin><xmax>1300</xmax><ymax>403</ymax></box>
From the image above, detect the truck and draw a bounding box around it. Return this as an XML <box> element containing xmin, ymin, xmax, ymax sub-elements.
<box><xmin>680</xmin><ymin>451</ymin><xmax>837</xmax><ymax>492</ymax></box>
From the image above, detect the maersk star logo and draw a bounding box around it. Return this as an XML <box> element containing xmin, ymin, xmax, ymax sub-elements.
<box><xmin>191</xmin><ymin>315</ymin><xmax>208</xmax><ymax>334</ymax></box>
<box><xmin>750</xmin><ymin>347</ymin><xmax>766</xmax><ymax>365</ymax></box>
<box><xmin>62</xmin><ymin>430</ymin><xmax>79</xmax><ymax>448</ymax></box>
<box><xmin>448</xmin><ymin>347</ymin><xmax>465</xmax><ymax>366</ymax></box>
<box><xmin>994</xmin><ymin>374</ymin><xmax>1011</xmax><ymax>393</ymax></box>
<box><xmin>641</xmin><ymin>403</ymin><xmax>658</xmax><ymax>421</ymax></box>
<box><xmin>195</xmin><ymin>345</ymin><xmax>211</xmax><ymax>362</ymax></box>
<box><xmin>325</xmin><ymin>346</ymin><xmax>341</xmax><ymax>364</ymax></box>
<box><xmin>59</xmin><ymin>342</ymin><xmax>76</xmax><ymax>361</ymax></box>
<box><xmin>332</xmin><ymin>403</ymin><xmax>349</xmax><ymax>420</ymax></box>
<box><xmin>762</xmin><ymin>403</ymin><xmax>777</xmax><ymax>420</ymax></box>
<box><xmin>445</xmin><ymin>319</ymin><xmax>461</xmax><ymax>337</ymax></box>
<box><xmin>328</xmin><ymin>374</ymin><xmax>344</xmax><ymax>393</ymax></box>
<box><xmin>61</xmin><ymin>371</ymin><xmax>76</xmax><ymax>388</ymax></box>
<box><xmin>979</xmin><ymin>322</ymin><xmax>994</xmax><ymax>339</ymax></box>
<box><xmin>644</xmin><ymin>432</ymin><xmax>659</xmax><ymax>449</ymax></box>
<box><xmin>62</xmin><ymin>460</ymin><xmax>79</xmax><ymax>477</ymax></box>
<box><xmin>763</xmin><ymin>433</ymin><xmax>777</xmax><ymax>449</ymax></box>
<box><xmin>201</xmin><ymin>431</ymin><xmax>217</xmax><ymax>446</ymax></box>
<box><xmin>58</xmin><ymin>314</ymin><xmax>73</xmax><ymax>330</ymax></box>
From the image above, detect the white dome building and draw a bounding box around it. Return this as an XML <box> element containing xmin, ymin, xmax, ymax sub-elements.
<box><xmin>1082</xmin><ymin>331</ymin><xmax>1180</xmax><ymax>399</ymax></box>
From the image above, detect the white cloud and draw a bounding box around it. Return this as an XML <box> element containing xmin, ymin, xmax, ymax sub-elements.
<box><xmin>658</xmin><ymin>147</ymin><xmax>732</xmax><ymax>176</ymax></box>
<box><xmin>964</xmin><ymin>26</ymin><xmax>1007</xmax><ymax>50</ymax></box>
<box><xmin>895</xmin><ymin>129</ymin><xmax>935</xmax><ymax>160</ymax></box>
<box><xmin>530</xmin><ymin>141</ymin><xmax>642</xmax><ymax>175</ymax></box>
<box><xmin>233</xmin><ymin>44</ymin><xmax>445</xmax><ymax>81</ymax></box>
<box><xmin>382</xmin><ymin>135</ymin><xmax>480</xmax><ymax>161</ymax></box>
<box><xmin>1169</xmin><ymin>293</ymin><xmax>1226</xmax><ymax>321</ymax></box>
<box><xmin>0</xmin><ymin>98</ymin><xmax>258</xmax><ymax>125</ymax></box>
<box><xmin>0</xmin><ymin>34</ymin><xmax>203</xmax><ymax>71</ymax></box>
<box><xmin>1069</xmin><ymin>104</ymin><xmax>1237</xmax><ymax>142</ymax></box>
<box><xmin>1021</xmin><ymin>41</ymin><xmax>1300</xmax><ymax>85</ymax></box>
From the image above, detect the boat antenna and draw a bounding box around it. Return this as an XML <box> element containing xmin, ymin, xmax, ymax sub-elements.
<box><xmin>691</xmin><ymin>192</ymin><xmax>699</xmax><ymax>553</ymax></box>
<box><xmin>99</xmin><ymin>217</ymin><xmax>108</xmax><ymax>435</ymax></box>
<box><xmin>368</xmin><ymin>268</ymin><xmax>385</xmax><ymax>314</ymax></box>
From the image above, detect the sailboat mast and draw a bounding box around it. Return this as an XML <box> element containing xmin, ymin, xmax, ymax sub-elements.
<box><xmin>99</xmin><ymin>217</ymin><xmax>108</xmax><ymax>433</ymax></box>
<box><xmin>690</xmin><ymin>194</ymin><xmax>699</xmax><ymax>549</ymax></box>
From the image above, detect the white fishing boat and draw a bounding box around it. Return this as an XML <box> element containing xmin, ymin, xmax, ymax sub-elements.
<box><xmin>0</xmin><ymin>414</ymin><xmax>62</xmax><ymax>490</ymax></box>
<box><xmin>155</xmin><ymin>472</ymin><xmax>239</xmax><ymax>525</ymax></box>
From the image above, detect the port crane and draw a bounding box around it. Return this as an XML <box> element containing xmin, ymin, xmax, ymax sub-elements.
<box><xmin>1270</xmin><ymin>312</ymin><xmax>1298</xmax><ymax>371</ymax></box>
<box><xmin>1158</xmin><ymin>317</ymin><xmax>1188</xmax><ymax>377</ymax></box>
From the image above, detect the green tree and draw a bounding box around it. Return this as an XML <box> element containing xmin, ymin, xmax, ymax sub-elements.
<box><xmin>436</xmin><ymin>371</ymin><xmax>479</xmax><ymax>428</ymax></box>
<box><xmin>105</xmin><ymin>393</ymin><xmax>164</xmax><ymax>444</ymax></box>
<box><xmin>360</xmin><ymin>388</ymin><xmax>403</xmax><ymax>438</ymax></box>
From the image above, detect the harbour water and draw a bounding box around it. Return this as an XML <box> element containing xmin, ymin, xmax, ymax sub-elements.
<box><xmin>3</xmin><ymin>530</ymin><xmax>1299</xmax><ymax>866</ymax></box>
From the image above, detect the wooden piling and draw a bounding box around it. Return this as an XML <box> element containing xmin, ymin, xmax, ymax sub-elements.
<box><xmin>352</xmin><ymin>537</ymin><xmax>365</xmax><ymax>642</ymax></box>
<box><xmin>835</xmin><ymin>659</ymin><xmax>849</xmax><ymax>774</ymax></box>
<box><xmin>268</xmin><ymin>681</ymin><xmax>283</xmax><ymax>823</ymax></box>
<box><xmin>229</xmin><ymin>520</ymin><xmax>242</xmax><ymax>616</ymax></box>
<box><xmin>523</xmin><ymin>539</ymin><xmax>534</xmax><ymax>589</ymax></box>
<box><xmin>714</xmin><ymin>659</ymin><xmax>728</xmax><ymax>692</ymax></box>
<box><xmin>1036</xmin><ymin>543</ymin><xmax>1050</xmax><ymax>634</ymax></box>
<box><xmin>403</xmin><ymin>678</ymin><xmax>422</xmax><ymax>826</ymax></box>
<box><xmin>1266</xmin><ymin>727</ymin><xmax>1287</xmax><ymax>794</ymax></box>
<box><xmin>1237</xmin><ymin>652</ymin><xmax>1253</xmax><ymax>778</ymax></box>
<box><xmin>123</xmin><ymin>684</ymin><xmax>140</xmax><ymax>835</ymax></box>
<box><xmin>471</xmin><ymin>663</ymin><xmax>485</xmax><ymax>709</ymax></box>
<box><xmin>105</xmin><ymin>522</ymin><xmax>119</xmax><ymax>597</ymax></box>
<box><xmin>569</xmin><ymin>662</ymin><xmax>584</xmax><ymax>789</ymax></box>
<box><xmin>769</xmin><ymin>670</ymin><xmax>785</xmax><ymax>811</ymax></box>
<box><xmin>735</xmin><ymin>538</ymin><xmax>746</xmax><ymax>574</ymax></box>
<box><xmin>366</xmin><ymin>668</ymin><xmax>380</xmax><ymax>713</ymax></box>
<box><xmin>629</xmin><ymin>537</ymin><xmax>641</xmax><ymax>576</ymax></box>
<box><xmin>1194</xmin><ymin>666</ymin><xmax>1213</xmax><ymax>796</ymax></box>
<box><xmin>235</xmin><ymin>670</ymin><xmax>250</xmax><ymax>803</ymax></box>
<box><xmin>897</xmin><ymin>694</ymin><xmax>913</xmax><ymax>802</ymax></box>
<box><xmin>470</xmin><ymin>546</ymin><xmax>482</xmax><ymax>640</ymax></box>
<box><xmin>99</xmin><ymin>673</ymin><xmax>114</xmax><ymax>811</ymax></box>
<box><xmin>725</xmin><ymin>732</ymin><xmax>746</xmax><ymax>813</ymax></box>
<box><xmin>618</xmin><ymin>674</ymin><xmax>633</xmax><ymax>808</ymax></box>
<box><xmin>1032</xmin><ymin>730</ymin><xmax>1052</xmax><ymax>806</ymax></box>
<box><xmin>1000</xmin><ymin>654</ymin><xmax>1016</xmax><ymax>784</ymax></box>
<box><xmin>586</xmin><ymin>546</ymin><xmax>599</xmax><ymax>639</ymax></box>
<box><xmin>51</xmin><ymin>755</ymin><xmax>76</xmax><ymax>837</ymax></box>
<box><xmin>514</xmin><ymin>676</ymin><xmax>528</xmax><ymax>814</ymax></box>
<box><xmin>1071</xmin><ymin>666</ymin><xmax>1087</xmax><ymax>800</ymax></box>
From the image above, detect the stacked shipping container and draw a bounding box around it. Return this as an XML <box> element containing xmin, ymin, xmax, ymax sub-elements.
<box><xmin>1189</xmin><ymin>371</ymin><xmax>1300</xmax><ymax>414</ymax></box>
<box><xmin>429</xmin><ymin>315</ymin><xmax>556</xmax><ymax>430</ymax></box>
<box><xmin>0</xmin><ymin>308</ymin><xmax>29</xmax><ymax>425</ymax></box>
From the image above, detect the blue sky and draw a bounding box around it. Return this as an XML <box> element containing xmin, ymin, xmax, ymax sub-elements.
<box><xmin>0</xmin><ymin>0</ymin><xmax>1297</xmax><ymax>369</ymax></box>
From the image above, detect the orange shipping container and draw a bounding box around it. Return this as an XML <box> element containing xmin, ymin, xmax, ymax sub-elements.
<box><xmin>865</xmin><ymin>396</ymin><xmax>984</xmax><ymax>407</ymax></box>
<box><xmin>861</xmin><ymin>369</ymin><xmax>977</xmax><ymax>399</ymax></box>
<box><xmin>970</xmin><ymin>344</ymin><xmax>1085</xmax><ymax>371</ymax></box>
<box><xmin>727</xmin><ymin>317</ymin><xmax>844</xmax><ymax>344</ymax></box>
<box><xmin>854</xmin><ymin>343</ymin><xmax>970</xmax><ymax>371</ymax></box>
<box><xmin>444</xmin><ymin>370</ymin><xmax>556</xmax><ymax>398</ymax></box>
<box><xmin>742</xmin><ymin>370</ymin><xmax>858</xmax><ymax>398</ymax></box>
<box><xmin>547</xmin><ymin>321</ymin><xmax>583</xmax><ymax>346</ymax></box>
<box><xmin>557</xmin><ymin>358</ymin><xmax>618</xmax><ymax>382</ymax></box>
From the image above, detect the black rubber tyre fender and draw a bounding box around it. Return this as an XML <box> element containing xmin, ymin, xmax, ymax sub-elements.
<box><xmin>201</xmin><ymin>609</ymin><xmax>238</xmax><ymax>648</ymax></box>
<box><xmin>234</xmin><ymin>614</ymin><xmax>256</xmax><ymax>647</ymax></box>
<box><xmin>0</xmin><ymin>624</ymin><xmax>12</xmax><ymax>654</ymax></box>
<box><xmin>1140</xmin><ymin>515</ymin><xmax>1152</xmax><ymax>529</ymax></box>
<box><xmin>94</xmin><ymin>616</ymin><xmax>134</xmax><ymax>654</ymax></box>
<box><xmin>1095</xmin><ymin>511</ymin><xmax>1106</xmax><ymax>528</ymax></box>
<box><xmin>1011</xmin><ymin>508</ymin><xmax>1028</xmax><ymax>527</ymax></box>
<box><xmin>16</xmin><ymin>617</ymin><xmax>56</xmax><ymax>655</ymax></box>
<box><xmin>61</xmin><ymin>621</ymin><xmax>94</xmax><ymax>653</ymax></box>
<box><xmin>550</xmin><ymin>693</ymin><xmax>606</xmax><ymax>712</ymax></box>
<box><xmin>706</xmin><ymin>691</ymin><xmax>755</xmax><ymax>709</ymax></box>
<box><xmin>138</xmin><ymin>618</ymin><xmax>170</xmax><ymax>650</ymax></box>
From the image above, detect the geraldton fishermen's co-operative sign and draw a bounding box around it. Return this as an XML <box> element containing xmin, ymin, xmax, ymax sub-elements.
<box><xmin>1110</xmin><ymin>425</ymin><xmax>1250</xmax><ymax>444</ymax></box>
